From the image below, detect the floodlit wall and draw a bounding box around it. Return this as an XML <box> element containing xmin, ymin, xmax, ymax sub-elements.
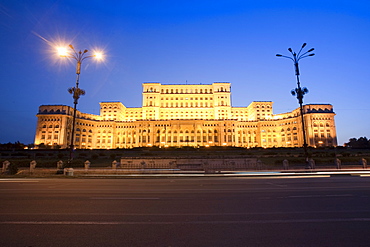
<box><xmin>34</xmin><ymin>83</ymin><xmax>337</xmax><ymax>149</ymax></box>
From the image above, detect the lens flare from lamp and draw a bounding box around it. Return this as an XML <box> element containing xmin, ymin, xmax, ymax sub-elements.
<box><xmin>94</xmin><ymin>52</ymin><xmax>103</xmax><ymax>60</ymax></box>
<box><xmin>57</xmin><ymin>47</ymin><xmax>68</xmax><ymax>57</ymax></box>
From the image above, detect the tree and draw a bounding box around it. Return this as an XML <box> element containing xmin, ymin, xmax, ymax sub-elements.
<box><xmin>344</xmin><ymin>137</ymin><xmax>370</xmax><ymax>148</ymax></box>
<box><xmin>0</xmin><ymin>141</ymin><xmax>26</xmax><ymax>150</ymax></box>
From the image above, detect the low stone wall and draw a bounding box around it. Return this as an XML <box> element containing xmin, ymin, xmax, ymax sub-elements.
<box><xmin>120</xmin><ymin>157</ymin><xmax>262</xmax><ymax>171</ymax></box>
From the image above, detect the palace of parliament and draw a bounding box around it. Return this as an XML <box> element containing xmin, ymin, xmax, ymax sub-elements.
<box><xmin>34</xmin><ymin>82</ymin><xmax>337</xmax><ymax>149</ymax></box>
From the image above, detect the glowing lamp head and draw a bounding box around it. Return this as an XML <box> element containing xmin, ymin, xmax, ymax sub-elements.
<box><xmin>94</xmin><ymin>52</ymin><xmax>103</xmax><ymax>60</ymax></box>
<box><xmin>57</xmin><ymin>47</ymin><xmax>68</xmax><ymax>57</ymax></box>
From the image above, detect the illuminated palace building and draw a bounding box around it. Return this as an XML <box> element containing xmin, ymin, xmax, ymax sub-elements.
<box><xmin>34</xmin><ymin>82</ymin><xmax>337</xmax><ymax>149</ymax></box>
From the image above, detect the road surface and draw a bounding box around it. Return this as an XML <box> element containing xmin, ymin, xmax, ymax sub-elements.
<box><xmin>1</xmin><ymin>176</ymin><xmax>370</xmax><ymax>246</ymax></box>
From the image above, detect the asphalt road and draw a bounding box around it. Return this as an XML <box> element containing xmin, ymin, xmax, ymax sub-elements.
<box><xmin>1</xmin><ymin>176</ymin><xmax>370</xmax><ymax>246</ymax></box>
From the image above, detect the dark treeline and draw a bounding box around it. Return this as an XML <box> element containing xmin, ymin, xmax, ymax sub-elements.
<box><xmin>344</xmin><ymin>137</ymin><xmax>370</xmax><ymax>148</ymax></box>
<box><xmin>0</xmin><ymin>142</ymin><xmax>33</xmax><ymax>150</ymax></box>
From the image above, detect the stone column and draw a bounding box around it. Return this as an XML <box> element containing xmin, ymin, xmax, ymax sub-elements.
<box><xmin>84</xmin><ymin>160</ymin><xmax>91</xmax><ymax>173</ymax></box>
<box><xmin>2</xmin><ymin>160</ymin><xmax>10</xmax><ymax>173</ymax></box>
<box><xmin>56</xmin><ymin>160</ymin><xmax>64</xmax><ymax>174</ymax></box>
<box><xmin>283</xmin><ymin>159</ymin><xmax>289</xmax><ymax>170</ymax></box>
<box><xmin>30</xmin><ymin>160</ymin><xmax>37</xmax><ymax>174</ymax></box>
<box><xmin>112</xmin><ymin>160</ymin><xmax>117</xmax><ymax>170</ymax></box>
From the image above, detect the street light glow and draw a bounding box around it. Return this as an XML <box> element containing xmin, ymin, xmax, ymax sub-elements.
<box><xmin>94</xmin><ymin>51</ymin><xmax>103</xmax><ymax>60</ymax></box>
<box><xmin>57</xmin><ymin>47</ymin><xmax>69</xmax><ymax>57</ymax></box>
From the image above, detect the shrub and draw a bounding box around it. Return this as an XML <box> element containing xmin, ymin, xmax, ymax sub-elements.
<box><xmin>8</xmin><ymin>163</ymin><xmax>18</xmax><ymax>175</ymax></box>
<box><xmin>341</xmin><ymin>152</ymin><xmax>351</xmax><ymax>157</ymax></box>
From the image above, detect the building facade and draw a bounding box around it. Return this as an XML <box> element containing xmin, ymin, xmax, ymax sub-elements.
<box><xmin>34</xmin><ymin>82</ymin><xmax>337</xmax><ymax>149</ymax></box>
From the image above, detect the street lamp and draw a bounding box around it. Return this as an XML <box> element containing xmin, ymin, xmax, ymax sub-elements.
<box><xmin>58</xmin><ymin>44</ymin><xmax>102</xmax><ymax>166</ymax></box>
<box><xmin>276</xmin><ymin>43</ymin><xmax>315</xmax><ymax>163</ymax></box>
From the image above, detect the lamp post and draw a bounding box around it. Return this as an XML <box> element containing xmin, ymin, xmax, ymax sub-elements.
<box><xmin>276</xmin><ymin>43</ymin><xmax>315</xmax><ymax>163</ymax></box>
<box><xmin>58</xmin><ymin>44</ymin><xmax>102</xmax><ymax>166</ymax></box>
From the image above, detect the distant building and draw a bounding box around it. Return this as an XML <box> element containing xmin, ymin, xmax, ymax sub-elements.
<box><xmin>34</xmin><ymin>82</ymin><xmax>337</xmax><ymax>149</ymax></box>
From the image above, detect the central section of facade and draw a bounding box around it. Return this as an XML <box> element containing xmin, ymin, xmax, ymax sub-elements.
<box><xmin>101</xmin><ymin>83</ymin><xmax>266</xmax><ymax>122</ymax></box>
<box><xmin>34</xmin><ymin>82</ymin><xmax>337</xmax><ymax>149</ymax></box>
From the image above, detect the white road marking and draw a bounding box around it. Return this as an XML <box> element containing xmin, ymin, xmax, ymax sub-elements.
<box><xmin>90</xmin><ymin>197</ymin><xmax>160</xmax><ymax>200</ymax></box>
<box><xmin>288</xmin><ymin>194</ymin><xmax>353</xmax><ymax>198</ymax></box>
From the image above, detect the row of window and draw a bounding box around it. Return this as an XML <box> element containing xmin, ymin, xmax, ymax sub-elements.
<box><xmin>159</xmin><ymin>102</ymin><xmax>213</xmax><ymax>107</ymax></box>
<box><xmin>157</xmin><ymin>97</ymin><xmax>213</xmax><ymax>101</ymax></box>
<box><xmin>42</xmin><ymin>125</ymin><xmax>60</xmax><ymax>128</ymax></box>
<box><xmin>313</xmin><ymin>123</ymin><xmax>331</xmax><ymax>127</ymax></box>
<box><xmin>146</xmin><ymin>88</ymin><xmax>217</xmax><ymax>94</ymax></box>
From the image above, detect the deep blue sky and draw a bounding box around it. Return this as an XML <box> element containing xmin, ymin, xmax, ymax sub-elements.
<box><xmin>1</xmin><ymin>0</ymin><xmax>369</xmax><ymax>145</ymax></box>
